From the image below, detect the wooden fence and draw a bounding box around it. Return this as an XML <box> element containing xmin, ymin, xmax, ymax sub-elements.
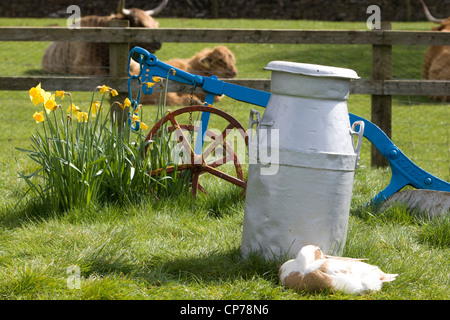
<box><xmin>0</xmin><ymin>22</ymin><xmax>449</xmax><ymax>166</ymax></box>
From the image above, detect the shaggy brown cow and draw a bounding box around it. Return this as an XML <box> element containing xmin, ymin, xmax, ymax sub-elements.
<box><xmin>420</xmin><ymin>0</ymin><xmax>450</xmax><ymax>101</ymax></box>
<box><xmin>139</xmin><ymin>45</ymin><xmax>238</xmax><ymax>105</ymax></box>
<box><xmin>42</xmin><ymin>0</ymin><xmax>167</xmax><ymax>76</ymax></box>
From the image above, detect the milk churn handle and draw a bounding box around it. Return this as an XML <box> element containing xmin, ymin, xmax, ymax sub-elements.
<box><xmin>249</xmin><ymin>109</ymin><xmax>260</xmax><ymax>131</ymax></box>
<box><xmin>350</xmin><ymin>120</ymin><xmax>365</xmax><ymax>169</ymax></box>
<box><xmin>249</xmin><ymin>109</ymin><xmax>261</xmax><ymax>159</ymax></box>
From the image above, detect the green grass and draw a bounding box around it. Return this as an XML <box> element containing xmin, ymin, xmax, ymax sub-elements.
<box><xmin>0</xmin><ymin>18</ymin><xmax>448</xmax><ymax>300</ymax></box>
<box><xmin>1</xmin><ymin>177</ymin><xmax>449</xmax><ymax>300</ymax></box>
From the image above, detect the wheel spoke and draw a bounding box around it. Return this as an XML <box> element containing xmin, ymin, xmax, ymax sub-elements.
<box><xmin>168</xmin><ymin>117</ymin><xmax>197</xmax><ymax>164</ymax></box>
<box><xmin>197</xmin><ymin>183</ymin><xmax>207</xmax><ymax>194</ymax></box>
<box><xmin>191</xmin><ymin>172</ymin><xmax>200</xmax><ymax>197</ymax></box>
<box><xmin>203</xmin><ymin>122</ymin><xmax>237</xmax><ymax>159</ymax></box>
<box><xmin>144</xmin><ymin>105</ymin><xmax>248</xmax><ymax>197</ymax></box>
<box><xmin>202</xmin><ymin>165</ymin><xmax>246</xmax><ymax>188</ymax></box>
<box><xmin>150</xmin><ymin>164</ymin><xmax>192</xmax><ymax>177</ymax></box>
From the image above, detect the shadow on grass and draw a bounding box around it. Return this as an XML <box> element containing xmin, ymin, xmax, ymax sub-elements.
<box><xmin>0</xmin><ymin>178</ymin><xmax>285</xmax><ymax>295</ymax></box>
<box><xmin>136</xmin><ymin>247</ymin><xmax>281</xmax><ymax>289</ymax></box>
<box><xmin>0</xmin><ymin>194</ymin><xmax>59</xmax><ymax>229</ymax></box>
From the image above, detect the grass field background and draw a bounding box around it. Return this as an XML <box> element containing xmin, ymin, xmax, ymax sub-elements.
<box><xmin>0</xmin><ymin>18</ymin><xmax>448</xmax><ymax>300</ymax></box>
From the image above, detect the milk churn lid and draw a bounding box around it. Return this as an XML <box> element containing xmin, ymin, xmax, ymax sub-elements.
<box><xmin>264</xmin><ymin>61</ymin><xmax>360</xmax><ymax>80</ymax></box>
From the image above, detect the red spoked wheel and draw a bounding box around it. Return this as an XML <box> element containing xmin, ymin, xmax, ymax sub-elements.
<box><xmin>145</xmin><ymin>105</ymin><xmax>248</xmax><ymax>197</ymax></box>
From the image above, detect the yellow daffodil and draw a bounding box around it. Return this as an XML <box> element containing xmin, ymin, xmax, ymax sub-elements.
<box><xmin>29</xmin><ymin>83</ymin><xmax>51</xmax><ymax>106</ymax></box>
<box><xmin>44</xmin><ymin>94</ymin><xmax>57</xmax><ymax>114</ymax></box>
<box><xmin>152</xmin><ymin>76</ymin><xmax>161</xmax><ymax>83</ymax></box>
<box><xmin>29</xmin><ymin>83</ymin><xmax>43</xmax><ymax>105</ymax></box>
<box><xmin>145</xmin><ymin>82</ymin><xmax>155</xmax><ymax>89</ymax></box>
<box><xmin>32</xmin><ymin>111</ymin><xmax>45</xmax><ymax>123</ymax></box>
<box><xmin>29</xmin><ymin>84</ymin><xmax>40</xmax><ymax>97</ymax></box>
<box><xmin>99</xmin><ymin>85</ymin><xmax>110</xmax><ymax>94</ymax></box>
<box><xmin>56</xmin><ymin>90</ymin><xmax>65</xmax><ymax>100</ymax></box>
<box><xmin>76</xmin><ymin>112</ymin><xmax>89</xmax><ymax>123</ymax></box>
<box><xmin>170</xmin><ymin>69</ymin><xmax>176</xmax><ymax>76</ymax></box>
<box><xmin>90</xmin><ymin>101</ymin><xmax>102</xmax><ymax>117</ymax></box>
<box><xmin>115</xmin><ymin>98</ymin><xmax>132</xmax><ymax>110</ymax></box>
<box><xmin>67</xmin><ymin>103</ymin><xmax>81</xmax><ymax>115</ymax></box>
<box><xmin>110</xmin><ymin>89</ymin><xmax>118</xmax><ymax>97</ymax></box>
<box><xmin>131</xmin><ymin>114</ymin><xmax>140</xmax><ymax>123</ymax></box>
<box><xmin>139</xmin><ymin>121</ymin><xmax>149</xmax><ymax>130</ymax></box>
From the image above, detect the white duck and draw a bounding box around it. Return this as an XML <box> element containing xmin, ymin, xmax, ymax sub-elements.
<box><xmin>279</xmin><ymin>245</ymin><xmax>398</xmax><ymax>295</ymax></box>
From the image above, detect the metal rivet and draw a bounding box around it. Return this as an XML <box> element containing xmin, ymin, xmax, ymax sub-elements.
<box><xmin>388</xmin><ymin>148</ymin><xmax>398</xmax><ymax>159</ymax></box>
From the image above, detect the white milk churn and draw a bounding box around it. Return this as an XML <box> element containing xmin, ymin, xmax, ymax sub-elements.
<box><xmin>241</xmin><ymin>61</ymin><xmax>364</xmax><ymax>260</ymax></box>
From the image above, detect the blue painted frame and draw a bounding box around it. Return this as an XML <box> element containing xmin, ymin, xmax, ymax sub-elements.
<box><xmin>128</xmin><ymin>46</ymin><xmax>450</xmax><ymax>205</ymax></box>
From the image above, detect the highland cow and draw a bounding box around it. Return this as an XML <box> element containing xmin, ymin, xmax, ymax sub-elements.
<box><xmin>420</xmin><ymin>0</ymin><xmax>450</xmax><ymax>101</ymax></box>
<box><xmin>42</xmin><ymin>0</ymin><xmax>167</xmax><ymax>76</ymax></box>
<box><xmin>139</xmin><ymin>45</ymin><xmax>238</xmax><ymax>105</ymax></box>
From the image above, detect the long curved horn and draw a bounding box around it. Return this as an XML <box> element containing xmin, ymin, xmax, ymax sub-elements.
<box><xmin>145</xmin><ymin>0</ymin><xmax>169</xmax><ymax>16</ymax></box>
<box><xmin>117</xmin><ymin>0</ymin><xmax>131</xmax><ymax>15</ymax></box>
<box><xmin>419</xmin><ymin>0</ymin><xmax>444</xmax><ymax>24</ymax></box>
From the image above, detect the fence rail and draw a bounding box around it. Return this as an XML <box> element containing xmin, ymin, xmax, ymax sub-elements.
<box><xmin>0</xmin><ymin>26</ymin><xmax>449</xmax><ymax>95</ymax></box>
<box><xmin>1</xmin><ymin>25</ymin><xmax>449</xmax><ymax>166</ymax></box>
<box><xmin>0</xmin><ymin>76</ymin><xmax>449</xmax><ymax>96</ymax></box>
<box><xmin>0</xmin><ymin>26</ymin><xmax>449</xmax><ymax>93</ymax></box>
<box><xmin>0</xmin><ymin>27</ymin><xmax>449</xmax><ymax>45</ymax></box>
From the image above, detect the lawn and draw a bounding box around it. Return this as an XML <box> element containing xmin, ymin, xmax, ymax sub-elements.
<box><xmin>0</xmin><ymin>18</ymin><xmax>448</xmax><ymax>301</ymax></box>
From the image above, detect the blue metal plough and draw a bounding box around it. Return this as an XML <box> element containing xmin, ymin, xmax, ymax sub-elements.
<box><xmin>127</xmin><ymin>46</ymin><xmax>450</xmax><ymax>205</ymax></box>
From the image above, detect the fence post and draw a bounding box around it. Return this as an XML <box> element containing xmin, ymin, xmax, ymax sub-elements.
<box><xmin>211</xmin><ymin>0</ymin><xmax>219</xmax><ymax>18</ymax></box>
<box><xmin>109</xmin><ymin>19</ymin><xmax>130</xmax><ymax>130</ymax></box>
<box><xmin>371</xmin><ymin>21</ymin><xmax>392</xmax><ymax>168</ymax></box>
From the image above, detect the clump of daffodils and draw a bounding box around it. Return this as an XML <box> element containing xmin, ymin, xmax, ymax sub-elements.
<box><xmin>29</xmin><ymin>83</ymin><xmax>148</xmax><ymax>129</ymax></box>
<box><xmin>21</xmin><ymin>83</ymin><xmax>155</xmax><ymax>211</ymax></box>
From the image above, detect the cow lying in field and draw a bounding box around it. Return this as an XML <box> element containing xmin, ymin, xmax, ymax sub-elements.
<box><xmin>137</xmin><ymin>46</ymin><xmax>238</xmax><ymax>105</ymax></box>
